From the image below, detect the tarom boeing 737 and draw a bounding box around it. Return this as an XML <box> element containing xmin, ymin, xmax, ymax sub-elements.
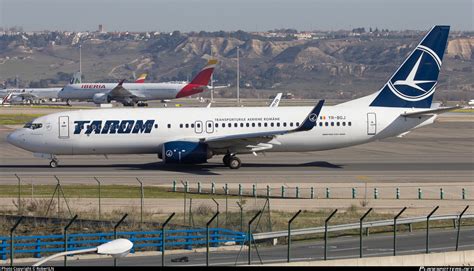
<box><xmin>7</xmin><ymin>26</ymin><xmax>459</xmax><ymax>169</ymax></box>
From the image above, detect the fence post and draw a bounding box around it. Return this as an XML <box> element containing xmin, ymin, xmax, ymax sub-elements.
<box><xmin>211</xmin><ymin>182</ymin><xmax>215</xmax><ymax>194</ymax></box>
<box><xmin>396</xmin><ymin>188</ymin><xmax>400</xmax><ymax>199</ymax></box>
<box><xmin>287</xmin><ymin>210</ymin><xmax>302</xmax><ymax>263</ymax></box>
<box><xmin>212</xmin><ymin>198</ymin><xmax>220</xmax><ymax>228</ymax></box>
<box><xmin>418</xmin><ymin>188</ymin><xmax>422</xmax><ymax>199</ymax></box>
<box><xmin>237</xmin><ymin>201</ymin><xmax>244</xmax><ymax>233</ymax></box>
<box><xmin>94</xmin><ymin>177</ymin><xmax>101</xmax><ymax>220</ymax></box>
<box><xmin>114</xmin><ymin>214</ymin><xmax>128</xmax><ymax>267</ymax></box>
<box><xmin>197</xmin><ymin>182</ymin><xmax>202</xmax><ymax>194</ymax></box>
<box><xmin>359</xmin><ymin>208</ymin><xmax>373</xmax><ymax>258</ymax></box>
<box><xmin>64</xmin><ymin>214</ymin><xmax>78</xmax><ymax>266</ymax></box>
<box><xmin>9</xmin><ymin>216</ymin><xmax>24</xmax><ymax>267</ymax></box>
<box><xmin>311</xmin><ymin>187</ymin><xmax>315</xmax><ymax>199</ymax></box>
<box><xmin>172</xmin><ymin>180</ymin><xmax>176</xmax><ymax>192</ymax></box>
<box><xmin>224</xmin><ymin>183</ymin><xmax>228</xmax><ymax>195</ymax></box>
<box><xmin>252</xmin><ymin>184</ymin><xmax>256</xmax><ymax>197</ymax></box>
<box><xmin>238</xmin><ymin>184</ymin><xmax>242</xmax><ymax>197</ymax></box>
<box><xmin>426</xmin><ymin>206</ymin><xmax>439</xmax><ymax>254</ymax></box>
<box><xmin>181</xmin><ymin>181</ymin><xmax>187</xmax><ymax>226</ymax></box>
<box><xmin>324</xmin><ymin>209</ymin><xmax>337</xmax><ymax>261</ymax></box>
<box><xmin>136</xmin><ymin>178</ymin><xmax>144</xmax><ymax>225</ymax></box>
<box><xmin>440</xmin><ymin>188</ymin><xmax>444</xmax><ymax>200</ymax></box>
<box><xmin>247</xmin><ymin>211</ymin><xmax>262</xmax><ymax>265</ymax></box>
<box><xmin>352</xmin><ymin>188</ymin><xmax>356</xmax><ymax>199</ymax></box>
<box><xmin>393</xmin><ymin>207</ymin><xmax>407</xmax><ymax>256</ymax></box>
<box><xmin>462</xmin><ymin>188</ymin><xmax>466</xmax><ymax>200</ymax></box>
<box><xmin>15</xmin><ymin>174</ymin><xmax>21</xmax><ymax>215</ymax></box>
<box><xmin>161</xmin><ymin>212</ymin><xmax>175</xmax><ymax>267</ymax></box>
<box><xmin>295</xmin><ymin>187</ymin><xmax>299</xmax><ymax>199</ymax></box>
<box><xmin>326</xmin><ymin>188</ymin><xmax>330</xmax><ymax>199</ymax></box>
<box><xmin>373</xmin><ymin>188</ymin><xmax>378</xmax><ymax>199</ymax></box>
<box><xmin>266</xmin><ymin>185</ymin><xmax>271</xmax><ymax>198</ymax></box>
<box><xmin>206</xmin><ymin>212</ymin><xmax>219</xmax><ymax>266</ymax></box>
<box><xmin>456</xmin><ymin>205</ymin><xmax>469</xmax><ymax>251</ymax></box>
<box><xmin>281</xmin><ymin>186</ymin><xmax>285</xmax><ymax>198</ymax></box>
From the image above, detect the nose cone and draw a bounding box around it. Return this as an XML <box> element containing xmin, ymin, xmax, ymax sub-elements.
<box><xmin>7</xmin><ymin>130</ymin><xmax>23</xmax><ymax>148</ymax></box>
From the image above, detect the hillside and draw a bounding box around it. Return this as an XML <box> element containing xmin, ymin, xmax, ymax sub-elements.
<box><xmin>0</xmin><ymin>31</ymin><xmax>472</xmax><ymax>101</ymax></box>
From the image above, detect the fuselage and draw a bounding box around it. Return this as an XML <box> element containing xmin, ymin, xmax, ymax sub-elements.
<box><xmin>6</xmin><ymin>101</ymin><xmax>435</xmax><ymax>156</ymax></box>
<box><xmin>0</xmin><ymin>88</ymin><xmax>62</xmax><ymax>100</ymax></box>
<box><xmin>58</xmin><ymin>82</ymin><xmax>190</xmax><ymax>101</ymax></box>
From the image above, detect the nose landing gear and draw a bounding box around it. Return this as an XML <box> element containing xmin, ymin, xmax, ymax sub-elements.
<box><xmin>49</xmin><ymin>159</ymin><xmax>59</xmax><ymax>168</ymax></box>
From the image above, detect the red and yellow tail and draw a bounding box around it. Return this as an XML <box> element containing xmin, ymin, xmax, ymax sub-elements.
<box><xmin>135</xmin><ymin>73</ymin><xmax>147</xmax><ymax>83</ymax></box>
<box><xmin>176</xmin><ymin>59</ymin><xmax>218</xmax><ymax>98</ymax></box>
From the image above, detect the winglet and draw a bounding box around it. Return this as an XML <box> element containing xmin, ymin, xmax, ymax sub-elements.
<box><xmin>294</xmin><ymin>100</ymin><xmax>325</xmax><ymax>132</ymax></box>
<box><xmin>118</xmin><ymin>79</ymin><xmax>126</xmax><ymax>86</ymax></box>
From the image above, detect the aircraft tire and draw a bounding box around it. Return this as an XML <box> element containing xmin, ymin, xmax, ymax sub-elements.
<box><xmin>228</xmin><ymin>156</ymin><xmax>241</xmax><ymax>169</ymax></box>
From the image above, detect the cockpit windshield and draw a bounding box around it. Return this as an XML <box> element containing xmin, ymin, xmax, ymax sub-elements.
<box><xmin>23</xmin><ymin>122</ymin><xmax>43</xmax><ymax>130</ymax></box>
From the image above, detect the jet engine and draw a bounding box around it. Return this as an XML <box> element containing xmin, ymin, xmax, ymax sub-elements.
<box><xmin>160</xmin><ymin>141</ymin><xmax>213</xmax><ymax>164</ymax></box>
<box><xmin>92</xmin><ymin>93</ymin><xmax>111</xmax><ymax>104</ymax></box>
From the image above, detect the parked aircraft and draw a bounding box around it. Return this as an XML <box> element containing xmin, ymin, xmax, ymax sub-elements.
<box><xmin>58</xmin><ymin>60</ymin><xmax>217</xmax><ymax>106</ymax></box>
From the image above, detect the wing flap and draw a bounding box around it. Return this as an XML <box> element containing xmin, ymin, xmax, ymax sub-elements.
<box><xmin>401</xmin><ymin>105</ymin><xmax>461</xmax><ymax>118</ymax></box>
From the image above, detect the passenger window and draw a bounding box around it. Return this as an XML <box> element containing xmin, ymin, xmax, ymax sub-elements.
<box><xmin>180</xmin><ymin>124</ymin><xmax>183</xmax><ymax>128</ymax></box>
<box><xmin>264</xmin><ymin>123</ymin><xmax>268</xmax><ymax>127</ymax></box>
<box><xmin>185</xmin><ymin>124</ymin><xmax>189</xmax><ymax>128</ymax></box>
<box><xmin>215</xmin><ymin>123</ymin><xmax>219</xmax><ymax>128</ymax></box>
<box><xmin>246</xmin><ymin>123</ymin><xmax>249</xmax><ymax>127</ymax></box>
<box><xmin>331</xmin><ymin>122</ymin><xmax>334</xmax><ymax>126</ymax></box>
<box><xmin>296</xmin><ymin>122</ymin><xmax>300</xmax><ymax>126</ymax></box>
<box><xmin>319</xmin><ymin>122</ymin><xmax>323</xmax><ymax>127</ymax></box>
<box><xmin>258</xmin><ymin>123</ymin><xmax>261</xmax><ymax>127</ymax></box>
<box><xmin>191</xmin><ymin>123</ymin><xmax>194</xmax><ymax>128</ymax></box>
<box><xmin>283</xmin><ymin>122</ymin><xmax>287</xmax><ymax>127</ymax></box>
<box><xmin>252</xmin><ymin>123</ymin><xmax>255</xmax><ymax>127</ymax></box>
<box><xmin>168</xmin><ymin>124</ymin><xmax>171</xmax><ymax>128</ymax></box>
<box><xmin>290</xmin><ymin>122</ymin><xmax>293</xmax><ymax>127</ymax></box>
<box><xmin>336</xmin><ymin>122</ymin><xmax>340</xmax><ymax>126</ymax></box>
<box><xmin>240</xmin><ymin>123</ymin><xmax>244</xmax><ymax>127</ymax></box>
<box><xmin>154</xmin><ymin>124</ymin><xmax>158</xmax><ymax>129</ymax></box>
<box><xmin>325</xmin><ymin>122</ymin><xmax>328</xmax><ymax>126</ymax></box>
<box><xmin>342</xmin><ymin>122</ymin><xmax>346</xmax><ymax>126</ymax></box>
<box><xmin>270</xmin><ymin>123</ymin><xmax>274</xmax><ymax>127</ymax></box>
<box><xmin>234</xmin><ymin>123</ymin><xmax>238</xmax><ymax>127</ymax></box>
<box><xmin>348</xmin><ymin>122</ymin><xmax>352</xmax><ymax>126</ymax></box>
<box><xmin>208</xmin><ymin>123</ymin><xmax>212</xmax><ymax>128</ymax></box>
<box><xmin>277</xmin><ymin>123</ymin><xmax>280</xmax><ymax>127</ymax></box>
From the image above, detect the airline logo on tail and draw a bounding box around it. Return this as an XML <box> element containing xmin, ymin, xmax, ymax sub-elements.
<box><xmin>370</xmin><ymin>25</ymin><xmax>449</xmax><ymax>108</ymax></box>
<box><xmin>388</xmin><ymin>46</ymin><xmax>440</xmax><ymax>101</ymax></box>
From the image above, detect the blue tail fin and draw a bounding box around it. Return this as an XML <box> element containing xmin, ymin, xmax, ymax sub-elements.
<box><xmin>370</xmin><ymin>25</ymin><xmax>450</xmax><ymax>108</ymax></box>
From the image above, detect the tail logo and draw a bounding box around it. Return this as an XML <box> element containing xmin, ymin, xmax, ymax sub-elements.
<box><xmin>388</xmin><ymin>46</ymin><xmax>440</xmax><ymax>102</ymax></box>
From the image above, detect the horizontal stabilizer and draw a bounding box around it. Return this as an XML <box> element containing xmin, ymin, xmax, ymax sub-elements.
<box><xmin>401</xmin><ymin>105</ymin><xmax>461</xmax><ymax>118</ymax></box>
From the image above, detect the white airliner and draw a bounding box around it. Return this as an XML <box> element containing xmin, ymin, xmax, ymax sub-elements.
<box><xmin>7</xmin><ymin>26</ymin><xmax>459</xmax><ymax>169</ymax></box>
<box><xmin>58</xmin><ymin>60</ymin><xmax>217</xmax><ymax>106</ymax></box>
<box><xmin>0</xmin><ymin>87</ymin><xmax>63</xmax><ymax>105</ymax></box>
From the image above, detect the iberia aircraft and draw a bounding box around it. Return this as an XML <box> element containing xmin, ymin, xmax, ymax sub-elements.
<box><xmin>58</xmin><ymin>60</ymin><xmax>217</xmax><ymax>106</ymax></box>
<box><xmin>8</xmin><ymin>26</ymin><xmax>459</xmax><ymax>169</ymax></box>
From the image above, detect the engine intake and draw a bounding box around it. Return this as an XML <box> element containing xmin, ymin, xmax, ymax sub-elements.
<box><xmin>161</xmin><ymin>141</ymin><xmax>212</xmax><ymax>164</ymax></box>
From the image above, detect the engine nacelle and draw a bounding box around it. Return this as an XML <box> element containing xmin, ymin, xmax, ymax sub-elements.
<box><xmin>92</xmin><ymin>93</ymin><xmax>110</xmax><ymax>104</ymax></box>
<box><xmin>161</xmin><ymin>141</ymin><xmax>212</xmax><ymax>164</ymax></box>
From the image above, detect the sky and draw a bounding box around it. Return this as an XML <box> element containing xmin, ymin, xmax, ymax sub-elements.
<box><xmin>1</xmin><ymin>0</ymin><xmax>473</xmax><ymax>32</ymax></box>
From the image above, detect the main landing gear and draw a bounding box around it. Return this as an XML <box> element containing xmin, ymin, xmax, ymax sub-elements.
<box><xmin>223</xmin><ymin>154</ymin><xmax>241</xmax><ymax>169</ymax></box>
<box><xmin>49</xmin><ymin>158</ymin><xmax>59</xmax><ymax>168</ymax></box>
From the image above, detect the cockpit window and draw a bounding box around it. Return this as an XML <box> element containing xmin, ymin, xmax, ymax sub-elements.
<box><xmin>24</xmin><ymin>122</ymin><xmax>42</xmax><ymax>130</ymax></box>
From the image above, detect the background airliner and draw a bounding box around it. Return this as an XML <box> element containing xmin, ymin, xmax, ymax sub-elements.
<box><xmin>7</xmin><ymin>26</ymin><xmax>459</xmax><ymax>169</ymax></box>
<box><xmin>58</xmin><ymin>60</ymin><xmax>217</xmax><ymax>106</ymax></box>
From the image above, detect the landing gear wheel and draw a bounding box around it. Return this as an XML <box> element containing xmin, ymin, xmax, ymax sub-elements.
<box><xmin>228</xmin><ymin>156</ymin><xmax>241</xmax><ymax>169</ymax></box>
<box><xmin>49</xmin><ymin>159</ymin><xmax>58</xmax><ymax>168</ymax></box>
<box><xmin>223</xmin><ymin>155</ymin><xmax>231</xmax><ymax>166</ymax></box>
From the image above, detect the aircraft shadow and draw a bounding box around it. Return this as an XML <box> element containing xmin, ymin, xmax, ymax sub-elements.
<box><xmin>0</xmin><ymin>161</ymin><xmax>343</xmax><ymax>175</ymax></box>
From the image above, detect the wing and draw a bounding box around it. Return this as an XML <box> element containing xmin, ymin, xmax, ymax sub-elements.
<box><xmin>107</xmin><ymin>80</ymin><xmax>145</xmax><ymax>100</ymax></box>
<box><xmin>180</xmin><ymin>100</ymin><xmax>325</xmax><ymax>154</ymax></box>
